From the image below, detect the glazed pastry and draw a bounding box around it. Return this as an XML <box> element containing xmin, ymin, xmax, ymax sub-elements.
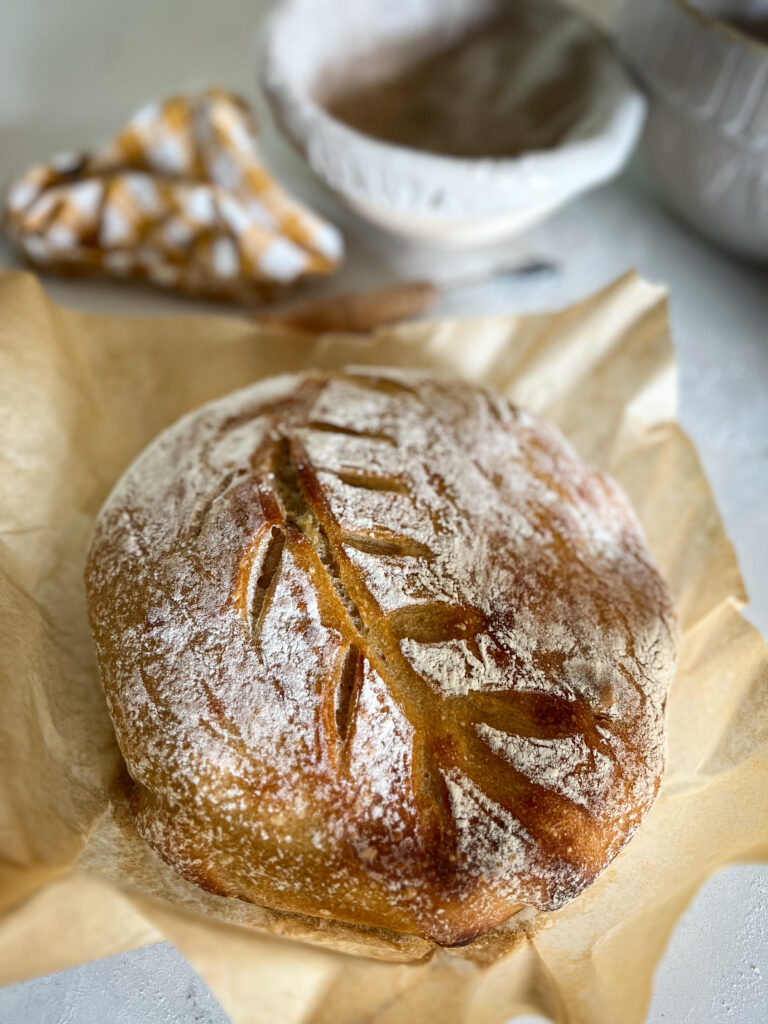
<box><xmin>5</xmin><ymin>90</ymin><xmax>342</xmax><ymax>302</ymax></box>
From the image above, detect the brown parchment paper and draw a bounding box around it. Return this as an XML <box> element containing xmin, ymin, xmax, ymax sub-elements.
<box><xmin>1</xmin><ymin>269</ymin><xmax>766</xmax><ymax>1023</ymax></box>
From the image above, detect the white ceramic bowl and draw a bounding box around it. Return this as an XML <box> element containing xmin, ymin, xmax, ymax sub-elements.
<box><xmin>261</xmin><ymin>0</ymin><xmax>646</xmax><ymax>246</ymax></box>
<box><xmin>619</xmin><ymin>0</ymin><xmax>768</xmax><ymax>261</ymax></box>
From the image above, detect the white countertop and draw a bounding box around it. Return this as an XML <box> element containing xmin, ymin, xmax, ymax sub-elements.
<box><xmin>0</xmin><ymin>1</ymin><xmax>766</xmax><ymax>1021</ymax></box>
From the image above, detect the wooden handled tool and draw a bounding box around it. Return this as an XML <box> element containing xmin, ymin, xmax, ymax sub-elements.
<box><xmin>255</xmin><ymin>261</ymin><xmax>555</xmax><ymax>334</ymax></box>
<box><xmin>256</xmin><ymin>281</ymin><xmax>440</xmax><ymax>333</ymax></box>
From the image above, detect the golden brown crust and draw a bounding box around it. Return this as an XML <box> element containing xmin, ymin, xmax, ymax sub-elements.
<box><xmin>85</xmin><ymin>368</ymin><xmax>678</xmax><ymax>946</ymax></box>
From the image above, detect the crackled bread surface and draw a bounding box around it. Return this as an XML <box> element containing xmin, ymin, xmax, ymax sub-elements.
<box><xmin>86</xmin><ymin>368</ymin><xmax>678</xmax><ymax>946</ymax></box>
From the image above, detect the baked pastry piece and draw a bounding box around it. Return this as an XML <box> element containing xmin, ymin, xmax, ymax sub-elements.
<box><xmin>86</xmin><ymin>368</ymin><xmax>678</xmax><ymax>947</ymax></box>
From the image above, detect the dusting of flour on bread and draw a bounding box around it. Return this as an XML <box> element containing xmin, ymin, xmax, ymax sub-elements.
<box><xmin>86</xmin><ymin>367</ymin><xmax>678</xmax><ymax>946</ymax></box>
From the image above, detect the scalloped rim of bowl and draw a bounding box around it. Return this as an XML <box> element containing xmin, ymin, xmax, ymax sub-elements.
<box><xmin>260</xmin><ymin>0</ymin><xmax>646</xmax><ymax>233</ymax></box>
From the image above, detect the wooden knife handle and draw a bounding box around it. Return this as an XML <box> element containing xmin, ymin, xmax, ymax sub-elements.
<box><xmin>256</xmin><ymin>281</ymin><xmax>440</xmax><ymax>334</ymax></box>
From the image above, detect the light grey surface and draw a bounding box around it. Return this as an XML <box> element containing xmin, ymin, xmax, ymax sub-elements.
<box><xmin>0</xmin><ymin>944</ymin><xmax>230</xmax><ymax>1024</ymax></box>
<box><xmin>0</xmin><ymin>1</ymin><xmax>766</xmax><ymax>1022</ymax></box>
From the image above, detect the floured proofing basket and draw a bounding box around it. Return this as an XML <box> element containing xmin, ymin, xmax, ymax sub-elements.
<box><xmin>4</xmin><ymin>89</ymin><xmax>344</xmax><ymax>302</ymax></box>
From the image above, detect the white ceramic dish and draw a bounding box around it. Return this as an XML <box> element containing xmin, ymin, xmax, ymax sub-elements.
<box><xmin>261</xmin><ymin>0</ymin><xmax>646</xmax><ymax>246</ymax></box>
<box><xmin>619</xmin><ymin>0</ymin><xmax>768</xmax><ymax>261</ymax></box>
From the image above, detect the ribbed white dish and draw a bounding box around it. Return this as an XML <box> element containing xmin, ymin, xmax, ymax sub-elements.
<box><xmin>261</xmin><ymin>0</ymin><xmax>646</xmax><ymax>246</ymax></box>
<box><xmin>619</xmin><ymin>0</ymin><xmax>768</xmax><ymax>260</ymax></box>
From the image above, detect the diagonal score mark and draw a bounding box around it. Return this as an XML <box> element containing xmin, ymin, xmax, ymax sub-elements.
<box><xmin>461</xmin><ymin>689</ymin><xmax>588</xmax><ymax>742</ymax></box>
<box><xmin>188</xmin><ymin>468</ymin><xmax>241</xmax><ymax>541</ymax></box>
<box><xmin>305</xmin><ymin>420</ymin><xmax>396</xmax><ymax>444</ymax></box>
<box><xmin>339</xmin><ymin>372</ymin><xmax>420</xmax><ymax>396</ymax></box>
<box><xmin>333</xmin><ymin>643</ymin><xmax>364</xmax><ymax>763</ymax></box>
<box><xmin>334</xmin><ymin>468</ymin><xmax>408</xmax><ymax>494</ymax></box>
<box><xmin>341</xmin><ymin>530</ymin><xmax>434</xmax><ymax>560</ymax></box>
<box><xmin>387</xmin><ymin>602</ymin><xmax>484</xmax><ymax>646</ymax></box>
<box><xmin>270</xmin><ymin>435</ymin><xmax>367</xmax><ymax>635</ymax></box>
<box><xmin>460</xmin><ymin>684</ymin><xmax>630</xmax><ymax>805</ymax></box>
<box><xmin>249</xmin><ymin>526</ymin><xmax>286</xmax><ymax>644</ymax></box>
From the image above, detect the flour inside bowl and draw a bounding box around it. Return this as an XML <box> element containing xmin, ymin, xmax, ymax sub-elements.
<box><xmin>317</xmin><ymin>4</ymin><xmax>599</xmax><ymax>160</ymax></box>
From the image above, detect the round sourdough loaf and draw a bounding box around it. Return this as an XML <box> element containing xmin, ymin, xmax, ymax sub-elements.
<box><xmin>85</xmin><ymin>367</ymin><xmax>678</xmax><ymax>946</ymax></box>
